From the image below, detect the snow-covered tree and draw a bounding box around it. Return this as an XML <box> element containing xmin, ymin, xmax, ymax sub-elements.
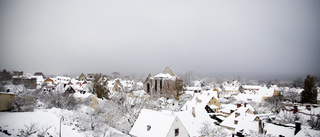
<box><xmin>198</xmin><ymin>122</ymin><xmax>228</xmax><ymax>137</ymax></box>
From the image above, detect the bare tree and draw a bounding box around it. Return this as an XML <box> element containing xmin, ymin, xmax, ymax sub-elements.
<box><xmin>263</xmin><ymin>94</ymin><xmax>284</xmax><ymax>114</ymax></box>
<box><xmin>93</xmin><ymin>73</ymin><xmax>109</xmax><ymax>99</ymax></box>
<box><xmin>111</xmin><ymin>72</ymin><xmax>120</xmax><ymax>79</ymax></box>
<box><xmin>198</xmin><ymin>122</ymin><xmax>227</xmax><ymax>137</ymax></box>
<box><xmin>180</xmin><ymin>71</ymin><xmax>194</xmax><ymax>87</ymax></box>
<box><xmin>283</xmin><ymin>90</ymin><xmax>300</xmax><ymax>103</ymax></box>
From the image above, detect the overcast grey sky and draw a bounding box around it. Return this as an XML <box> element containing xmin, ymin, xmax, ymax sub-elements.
<box><xmin>0</xmin><ymin>0</ymin><xmax>319</xmax><ymax>80</ymax></box>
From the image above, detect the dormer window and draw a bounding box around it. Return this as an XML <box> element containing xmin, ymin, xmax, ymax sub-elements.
<box><xmin>175</xmin><ymin>128</ymin><xmax>179</xmax><ymax>136</ymax></box>
<box><xmin>235</xmin><ymin>112</ymin><xmax>240</xmax><ymax>118</ymax></box>
<box><xmin>147</xmin><ymin>125</ymin><xmax>151</xmax><ymax>131</ymax></box>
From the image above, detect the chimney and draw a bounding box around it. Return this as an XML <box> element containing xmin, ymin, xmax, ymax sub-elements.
<box><xmin>294</xmin><ymin>121</ymin><xmax>301</xmax><ymax>135</ymax></box>
<box><xmin>192</xmin><ymin>107</ymin><xmax>196</xmax><ymax>117</ymax></box>
<box><xmin>230</xmin><ymin>110</ymin><xmax>234</xmax><ymax>114</ymax></box>
<box><xmin>293</xmin><ymin>106</ymin><xmax>298</xmax><ymax>114</ymax></box>
<box><xmin>237</xmin><ymin>104</ymin><xmax>241</xmax><ymax>108</ymax></box>
<box><xmin>244</xmin><ymin>103</ymin><xmax>247</xmax><ymax>107</ymax></box>
<box><xmin>258</xmin><ymin>119</ymin><xmax>263</xmax><ymax>134</ymax></box>
<box><xmin>306</xmin><ymin>105</ymin><xmax>311</xmax><ymax>110</ymax></box>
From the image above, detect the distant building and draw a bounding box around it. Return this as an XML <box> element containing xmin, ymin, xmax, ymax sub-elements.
<box><xmin>223</xmin><ymin>80</ymin><xmax>241</xmax><ymax>93</ymax></box>
<box><xmin>34</xmin><ymin>72</ymin><xmax>46</xmax><ymax>79</ymax></box>
<box><xmin>78</xmin><ymin>73</ymin><xmax>87</xmax><ymax>81</ymax></box>
<box><xmin>12</xmin><ymin>71</ymin><xmax>37</xmax><ymax>89</ymax></box>
<box><xmin>143</xmin><ymin>67</ymin><xmax>183</xmax><ymax>97</ymax></box>
<box><xmin>13</xmin><ymin>71</ymin><xmax>23</xmax><ymax>76</ymax></box>
<box><xmin>112</xmin><ymin>79</ymin><xmax>123</xmax><ymax>92</ymax></box>
<box><xmin>87</xmin><ymin>73</ymin><xmax>94</xmax><ymax>79</ymax></box>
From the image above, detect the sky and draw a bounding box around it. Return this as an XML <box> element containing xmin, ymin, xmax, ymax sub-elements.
<box><xmin>0</xmin><ymin>0</ymin><xmax>319</xmax><ymax>80</ymax></box>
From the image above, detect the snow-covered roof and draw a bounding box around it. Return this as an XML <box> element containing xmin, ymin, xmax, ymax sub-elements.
<box><xmin>233</xmin><ymin>94</ymin><xmax>263</xmax><ymax>103</ymax></box>
<box><xmin>264</xmin><ymin>123</ymin><xmax>295</xmax><ymax>137</ymax></box>
<box><xmin>186</xmin><ymin>87</ymin><xmax>201</xmax><ymax>91</ymax></box>
<box><xmin>242</xmin><ymin>85</ymin><xmax>261</xmax><ymax>90</ymax></box>
<box><xmin>129</xmin><ymin>109</ymin><xmax>177</xmax><ymax>137</ymax></box>
<box><xmin>224</xmin><ymin>86</ymin><xmax>239</xmax><ymax>91</ymax></box>
<box><xmin>178</xmin><ymin>98</ymin><xmax>214</xmax><ymax>136</ymax></box>
<box><xmin>258</xmin><ymin>87</ymin><xmax>275</xmax><ymax>97</ymax></box>
<box><xmin>219</xmin><ymin>104</ymin><xmax>237</xmax><ymax>114</ymax></box>
<box><xmin>154</xmin><ymin>73</ymin><xmax>177</xmax><ymax>80</ymax></box>
<box><xmin>234</xmin><ymin>120</ymin><xmax>259</xmax><ymax>135</ymax></box>
<box><xmin>220</xmin><ymin>111</ymin><xmax>258</xmax><ymax>131</ymax></box>
<box><xmin>295</xmin><ymin>126</ymin><xmax>320</xmax><ymax>137</ymax></box>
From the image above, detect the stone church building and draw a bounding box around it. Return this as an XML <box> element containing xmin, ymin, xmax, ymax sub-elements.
<box><xmin>143</xmin><ymin>67</ymin><xmax>183</xmax><ymax>97</ymax></box>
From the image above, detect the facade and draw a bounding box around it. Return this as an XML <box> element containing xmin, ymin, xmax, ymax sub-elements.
<box><xmin>13</xmin><ymin>71</ymin><xmax>23</xmax><ymax>76</ymax></box>
<box><xmin>143</xmin><ymin>67</ymin><xmax>183</xmax><ymax>96</ymax></box>
<box><xmin>87</xmin><ymin>73</ymin><xmax>94</xmax><ymax>79</ymax></box>
<box><xmin>129</xmin><ymin>109</ymin><xmax>189</xmax><ymax>137</ymax></box>
<box><xmin>0</xmin><ymin>93</ymin><xmax>15</xmax><ymax>111</ymax></box>
<box><xmin>78</xmin><ymin>73</ymin><xmax>87</xmax><ymax>81</ymax></box>
<box><xmin>12</xmin><ymin>77</ymin><xmax>37</xmax><ymax>89</ymax></box>
<box><xmin>223</xmin><ymin>80</ymin><xmax>241</xmax><ymax>93</ymax></box>
<box><xmin>112</xmin><ymin>79</ymin><xmax>123</xmax><ymax>92</ymax></box>
<box><xmin>207</xmin><ymin>95</ymin><xmax>221</xmax><ymax>113</ymax></box>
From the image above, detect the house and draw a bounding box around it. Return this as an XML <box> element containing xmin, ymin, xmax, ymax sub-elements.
<box><xmin>192</xmin><ymin>91</ymin><xmax>221</xmax><ymax>113</ymax></box>
<box><xmin>12</xmin><ymin>73</ymin><xmax>37</xmax><ymax>89</ymax></box>
<box><xmin>186</xmin><ymin>87</ymin><xmax>201</xmax><ymax>93</ymax></box>
<box><xmin>242</xmin><ymin>85</ymin><xmax>261</xmax><ymax>91</ymax></box>
<box><xmin>219</xmin><ymin>103</ymin><xmax>255</xmax><ymax>116</ymax></box>
<box><xmin>64</xmin><ymin>85</ymin><xmax>76</xmax><ymax>94</ymax></box>
<box><xmin>129</xmin><ymin>109</ymin><xmax>189</xmax><ymax>137</ymax></box>
<box><xmin>78</xmin><ymin>73</ymin><xmax>87</xmax><ymax>81</ymax></box>
<box><xmin>44</xmin><ymin>78</ymin><xmax>54</xmax><ymax>85</ymax></box>
<box><xmin>87</xmin><ymin>73</ymin><xmax>94</xmax><ymax>80</ymax></box>
<box><xmin>220</xmin><ymin>107</ymin><xmax>259</xmax><ymax>134</ymax></box>
<box><xmin>178</xmin><ymin>96</ymin><xmax>218</xmax><ymax>136</ymax></box>
<box><xmin>0</xmin><ymin>92</ymin><xmax>15</xmax><ymax>111</ymax></box>
<box><xmin>258</xmin><ymin>87</ymin><xmax>277</xmax><ymax>101</ymax></box>
<box><xmin>143</xmin><ymin>67</ymin><xmax>183</xmax><ymax>96</ymax></box>
<box><xmin>223</xmin><ymin>80</ymin><xmax>241</xmax><ymax>94</ymax></box>
<box><xmin>112</xmin><ymin>79</ymin><xmax>123</xmax><ymax>92</ymax></box>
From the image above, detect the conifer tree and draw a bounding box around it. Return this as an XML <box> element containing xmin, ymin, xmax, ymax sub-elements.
<box><xmin>300</xmin><ymin>75</ymin><xmax>317</xmax><ymax>104</ymax></box>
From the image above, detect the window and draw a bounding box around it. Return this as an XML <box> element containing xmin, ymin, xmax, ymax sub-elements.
<box><xmin>147</xmin><ymin>125</ymin><xmax>151</xmax><ymax>131</ymax></box>
<box><xmin>175</xmin><ymin>128</ymin><xmax>179</xmax><ymax>136</ymax></box>
<box><xmin>234</xmin><ymin>120</ymin><xmax>238</xmax><ymax>124</ymax></box>
<box><xmin>214</xmin><ymin>101</ymin><xmax>216</xmax><ymax>105</ymax></box>
<box><xmin>235</xmin><ymin>112</ymin><xmax>240</xmax><ymax>118</ymax></box>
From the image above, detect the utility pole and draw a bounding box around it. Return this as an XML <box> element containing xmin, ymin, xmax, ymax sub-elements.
<box><xmin>60</xmin><ymin>116</ymin><xmax>64</xmax><ymax>137</ymax></box>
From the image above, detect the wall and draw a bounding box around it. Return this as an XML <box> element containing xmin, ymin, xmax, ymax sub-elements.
<box><xmin>166</xmin><ymin>117</ymin><xmax>189</xmax><ymax>137</ymax></box>
<box><xmin>13</xmin><ymin>77</ymin><xmax>37</xmax><ymax>89</ymax></box>
<box><xmin>0</xmin><ymin>93</ymin><xmax>15</xmax><ymax>111</ymax></box>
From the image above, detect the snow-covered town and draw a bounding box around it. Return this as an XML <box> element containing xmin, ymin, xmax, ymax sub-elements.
<box><xmin>1</xmin><ymin>0</ymin><xmax>320</xmax><ymax>137</ymax></box>
<box><xmin>0</xmin><ymin>67</ymin><xmax>319</xmax><ymax>137</ymax></box>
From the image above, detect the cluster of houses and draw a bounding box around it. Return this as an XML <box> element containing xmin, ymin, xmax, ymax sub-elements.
<box><xmin>1</xmin><ymin>68</ymin><xmax>320</xmax><ymax>136</ymax></box>
<box><xmin>129</xmin><ymin>68</ymin><xmax>320</xmax><ymax>137</ymax></box>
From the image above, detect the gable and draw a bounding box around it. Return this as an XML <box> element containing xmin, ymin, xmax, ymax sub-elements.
<box><xmin>129</xmin><ymin>109</ymin><xmax>175</xmax><ymax>137</ymax></box>
<box><xmin>166</xmin><ymin>117</ymin><xmax>189</xmax><ymax>137</ymax></box>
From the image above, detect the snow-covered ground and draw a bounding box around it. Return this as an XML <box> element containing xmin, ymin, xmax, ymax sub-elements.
<box><xmin>0</xmin><ymin>107</ymin><xmax>129</xmax><ymax>137</ymax></box>
<box><xmin>0</xmin><ymin>109</ymin><xmax>83</xmax><ymax>137</ymax></box>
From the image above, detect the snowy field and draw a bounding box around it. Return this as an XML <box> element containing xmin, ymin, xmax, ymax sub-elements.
<box><xmin>0</xmin><ymin>109</ymin><xmax>83</xmax><ymax>137</ymax></box>
<box><xmin>0</xmin><ymin>108</ymin><xmax>129</xmax><ymax>137</ymax></box>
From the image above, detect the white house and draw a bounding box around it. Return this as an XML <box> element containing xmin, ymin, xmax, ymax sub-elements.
<box><xmin>129</xmin><ymin>109</ymin><xmax>189</xmax><ymax>137</ymax></box>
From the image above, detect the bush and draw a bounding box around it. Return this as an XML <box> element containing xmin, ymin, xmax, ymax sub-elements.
<box><xmin>13</xmin><ymin>92</ymin><xmax>37</xmax><ymax>112</ymax></box>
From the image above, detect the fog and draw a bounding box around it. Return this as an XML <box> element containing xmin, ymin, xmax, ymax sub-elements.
<box><xmin>1</xmin><ymin>0</ymin><xmax>319</xmax><ymax>80</ymax></box>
